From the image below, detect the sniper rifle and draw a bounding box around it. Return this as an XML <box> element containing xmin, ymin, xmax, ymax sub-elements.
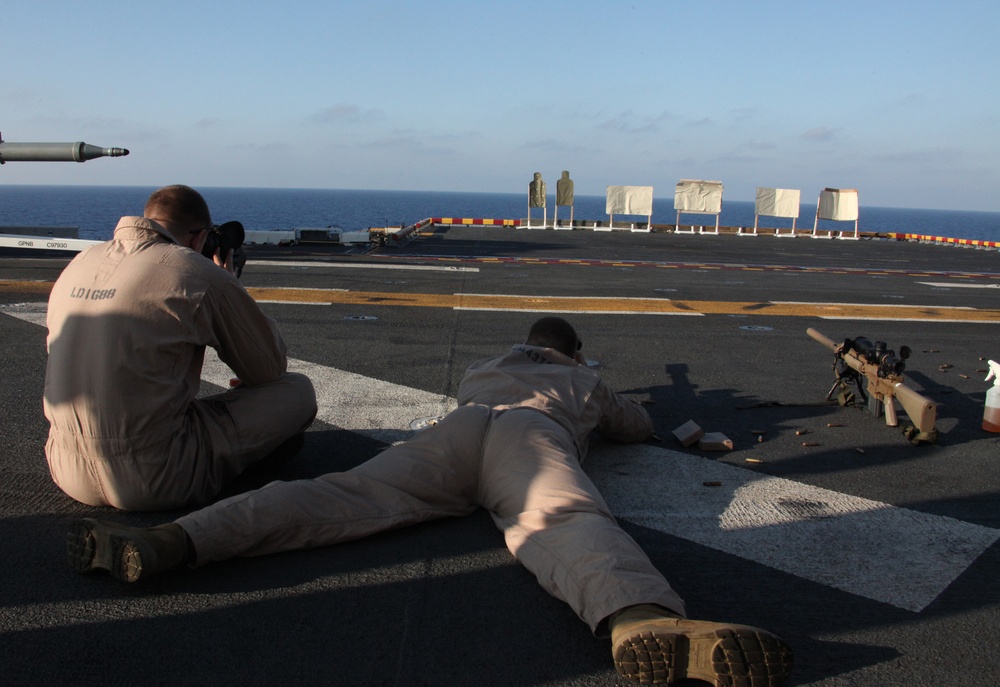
<box><xmin>807</xmin><ymin>327</ymin><xmax>937</xmax><ymax>444</ymax></box>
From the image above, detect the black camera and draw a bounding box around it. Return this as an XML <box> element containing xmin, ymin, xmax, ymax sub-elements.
<box><xmin>201</xmin><ymin>220</ymin><xmax>247</xmax><ymax>277</ymax></box>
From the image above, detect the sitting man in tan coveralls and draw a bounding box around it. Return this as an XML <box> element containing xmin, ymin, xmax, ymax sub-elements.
<box><xmin>67</xmin><ymin>316</ymin><xmax>792</xmax><ymax>685</ymax></box>
<box><xmin>44</xmin><ymin>185</ymin><xmax>317</xmax><ymax>511</ymax></box>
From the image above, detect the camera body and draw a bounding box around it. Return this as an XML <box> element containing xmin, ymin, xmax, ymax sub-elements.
<box><xmin>201</xmin><ymin>220</ymin><xmax>247</xmax><ymax>277</ymax></box>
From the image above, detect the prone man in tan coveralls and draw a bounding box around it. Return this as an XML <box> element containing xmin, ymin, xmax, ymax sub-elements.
<box><xmin>44</xmin><ymin>185</ymin><xmax>317</xmax><ymax>511</ymax></box>
<box><xmin>67</xmin><ymin>316</ymin><xmax>792</xmax><ymax>685</ymax></box>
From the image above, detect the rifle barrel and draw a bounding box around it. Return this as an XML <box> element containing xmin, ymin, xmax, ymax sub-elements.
<box><xmin>806</xmin><ymin>327</ymin><xmax>837</xmax><ymax>351</ymax></box>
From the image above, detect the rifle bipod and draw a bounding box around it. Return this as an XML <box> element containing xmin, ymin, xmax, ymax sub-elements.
<box><xmin>827</xmin><ymin>358</ymin><xmax>871</xmax><ymax>409</ymax></box>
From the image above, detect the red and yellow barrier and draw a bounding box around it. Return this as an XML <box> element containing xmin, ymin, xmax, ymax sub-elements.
<box><xmin>886</xmin><ymin>233</ymin><xmax>1000</xmax><ymax>249</ymax></box>
<box><xmin>431</xmin><ymin>217</ymin><xmax>521</xmax><ymax>227</ymax></box>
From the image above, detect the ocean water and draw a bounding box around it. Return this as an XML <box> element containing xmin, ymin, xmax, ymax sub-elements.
<box><xmin>1</xmin><ymin>184</ymin><xmax>998</xmax><ymax>243</ymax></box>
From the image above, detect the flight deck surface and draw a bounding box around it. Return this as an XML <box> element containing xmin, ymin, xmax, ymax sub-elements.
<box><xmin>2</xmin><ymin>226</ymin><xmax>998</xmax><ymax>686</ymax></box>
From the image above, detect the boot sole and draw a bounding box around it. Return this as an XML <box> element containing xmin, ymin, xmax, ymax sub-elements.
<box><xmin>66</xmin><ymin>518</ymin><xmax>145</xmax><ymax>583</ymax></box>
<box><xmin>614</xmin><ymin>626</ymin><xmax>793</xmax><ymax>686</ymax></box>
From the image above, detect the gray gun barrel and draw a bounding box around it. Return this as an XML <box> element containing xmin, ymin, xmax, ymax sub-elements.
<box><xmin>0</xmin><ymin>141</ymin><xmax>130</xmax><ymax>163</ymax></box>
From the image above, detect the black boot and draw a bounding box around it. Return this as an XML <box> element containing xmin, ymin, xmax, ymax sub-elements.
<box><xmin>67</xmin><ymin>518</ymin><xmax>191</xmax><ymax>583</ymax></box>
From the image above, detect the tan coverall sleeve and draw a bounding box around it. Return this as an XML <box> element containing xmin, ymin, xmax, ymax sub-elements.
<box><xmin>198</xmin><ymin>279</ymin><xmax>289</xmax><ymax>386</ymax></box>
<box><xmin>591</xmin><ymin>379</ymin><xmax>654</xmax><ymax>443</ymax></box>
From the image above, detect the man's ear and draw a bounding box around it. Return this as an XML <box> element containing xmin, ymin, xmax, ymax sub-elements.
<box><xmin>188</xmin><ymin>229</ymin><xmax>208</xmax><ymax>253</ymax></box>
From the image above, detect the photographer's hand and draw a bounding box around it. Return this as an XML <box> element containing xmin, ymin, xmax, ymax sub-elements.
<box><xmin>212</xmin><ymin>248</ymin><xmax>237</xmax><ymax>277</ymax></box>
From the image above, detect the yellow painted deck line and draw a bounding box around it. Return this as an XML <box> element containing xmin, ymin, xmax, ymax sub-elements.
<box><xmin>242</xmin><ymin>287</ymin><xmax>1000</xmax><ymax>322</ymax></box>
<box><xmin>0</xmin><ymin>280</ymin><xmax>55</xmax><ymax>295</ymax></box>
<box><xmin>4</xmin><ymin>280</ymin><xmax>998</xmax><ymax>322</ymax></box>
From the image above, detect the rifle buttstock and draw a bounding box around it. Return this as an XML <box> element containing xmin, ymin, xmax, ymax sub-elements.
<box><xmin>892</xmin><ymin>382</ymin><xmax>937</xmax><ymax>435</ymax></box>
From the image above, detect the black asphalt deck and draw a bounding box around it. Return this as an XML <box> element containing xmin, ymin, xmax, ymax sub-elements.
<box><xmin>1</xmin><ymin>227</ymin><xmax>998</xmax><ymax>686</ymax></box>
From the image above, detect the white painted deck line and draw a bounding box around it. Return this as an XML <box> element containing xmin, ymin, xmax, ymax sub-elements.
<box><xmin>7</xmin><ymin>303</ymin><xmax>996</xmax><ymax>613</ymax></box>
<box><xmin>590</xmin><ymin>443</ymin><xmax>998</xmax><ymax>612</ymax></box>
<box><xmin>212</xmin><ymin>348</ymin><xmax>1000</xmax><ymax>613</ymax></box>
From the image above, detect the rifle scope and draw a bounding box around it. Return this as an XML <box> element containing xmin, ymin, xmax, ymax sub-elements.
<box><xmin>846</xmin><ymin>337</ymin><xmax>911</xmax><ymax>377</ymax></box>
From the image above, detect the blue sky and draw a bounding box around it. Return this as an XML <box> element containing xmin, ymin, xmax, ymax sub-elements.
<box><xmin>2</xmin><ymin>1</ymin><xmax>998</xmax><ymax>210</ymax></box>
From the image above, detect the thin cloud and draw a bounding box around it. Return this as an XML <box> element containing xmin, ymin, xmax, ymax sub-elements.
<box><xmin>709</xmin><ymin>152</ymin><xmax>769</xmax><ymax>166</ymax></box>
<box><xmin>359</xmin><ymin>130</ymin><xmax>458</xmax><ymax>156</ymax></box>
<box><xmin>895</xmin><ymin>93</ymin><xmax>926</xmax><ymax>107</ymax></box>
<box><xmin>518</xmin><ymin>138</ymin><xmax>597</xmax><ymax>155</ymax></box>
<box><xmin>868</xmin><ymin>146</ymin><xmax>960</xmax><ymax>164</ymax></box>
<box><xmin>686</xmin><ymin>117</ymin><xmax>715</xmax><ymax>128</ymax></box>
<box><xmin>801</xmin><ymin>126</ymin><xmax>837</xmax><ymax>142</ymax></box>
<box><xmin>741</xmin><ymin>140</ymin><xmax>777</xmax><ymax>151</ymax></box>
<box><xmin>309</xmin><ymin>104</ymin><xmax>384</xmax><ymax>124</ymax></box>
<box><xmin>598</xmin><ymin>110</ymin><xmax>675</xmax><ymax>134</ymax></box>
<box><xmin>727</xmin><ymin>107</ymin><xmax>757</xmax><ymax>123</ymax></box>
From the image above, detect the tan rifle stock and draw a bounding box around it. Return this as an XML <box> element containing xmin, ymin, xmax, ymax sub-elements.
<box><xmin>807</xmin><ymin>327</ymin><xmax>937</xmax><ymax>438</ymax></box>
